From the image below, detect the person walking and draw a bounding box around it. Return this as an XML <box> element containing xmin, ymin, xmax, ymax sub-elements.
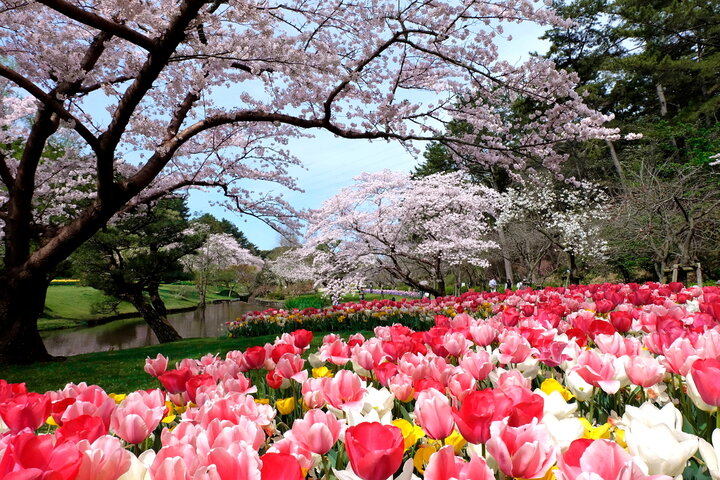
<box><xmin>489</xmin><ymin>278</ymin><xmax>498</xmax><ymax>292</ymax></box>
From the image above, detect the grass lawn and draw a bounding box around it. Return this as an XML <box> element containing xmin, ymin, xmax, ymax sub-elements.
<box><xmin>0</xmin><ymin>331</ymin><xmax>370</xmax><ymax>394</ymax></box>
<box><xmin>41</xmin><ymin>283</ymin><xmax>241</xmax><ymax>331</ymax></box>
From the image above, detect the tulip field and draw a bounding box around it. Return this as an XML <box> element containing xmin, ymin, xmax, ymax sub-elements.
<box><xmin>3</xmin><ymin>282</ymin><xmax>720</xmax><ymax>479</ymax></box>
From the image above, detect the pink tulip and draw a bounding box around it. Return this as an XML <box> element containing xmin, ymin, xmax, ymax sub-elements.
<box><xmin>0</xmin><ymin>432</ymin><xmax>82</xmax><ymax>480</ymax></box>
<box><xmin>448</xmin><ymin>371</ymin><xmax>476</xmax><ymax>402</ymax></box>
<box><xmin>144</xmin><ymin>353</ymin><xmax>169</xmax><ymax>377</ymax></box>
<box><xmin>110</xmin><ymin>389</ymin><xmax>166</xmax><ymax>444</ymax></box>
<box><xmin>556</xmin><ymin>438</ymin><xmax>673</xmax><ymax>480</ymax></box>
<box><xmin>301</xmin><ymin>377</ymin><xmax>327</xmax><ymax>409</ymax></box>
<box><xmin>574</xmin><ymin>349</ymin><xmax>620</xmax><ymax>394</ymax></box>
<box><xmin>150</xmin><ymin>444</ymin><xmax>199</xmax><ymax>479</ymax></box>
<box><xmin>76</xmin><ymin>435</ymin><xmax>132</xmax><ymax>480</ymax></box>
<box><xmin>625</xmin><ymin>355</ymin><xmax>665</xmax><ymax>388</ymax></box>
<box><xmin>424</xmin><ymin>445</ymin><xmax>495</xmax><ymax>480</ymax></box>
<box><xmin>486</xmin><ymin>418</ymin><xmax>557</xmax><ymax>480</ymax></box>
<box><xmin>595</xmin><ymin>333</ymin><xmax>641</xmax><ymax>357</ymax></box>
<box><xmin>469</xmin><ymin>323</ymin><xmax>497</xmax><ymax>346</ymax></box>
<box><xmin>202</xmin><ymin>443</ymin><xmax>262</xmax><ymax>480</ymax></box>
<box><xmin>289</xmin><ymin>409</ymin><xmax>343</xmax><ymax>454</ymax></box>
<box><xmin>442</xmin><ymin>331</ymin><xmax>471</xmax><ymax>357</ymax></box>
<box><xmin>388</xmin><ymin>373</ymin><xmax>414</xmax><ymax>402</ymax></box>
<box><xmin>274</xmin><ymin>353</ymin><xmax>308</xmax><ymax>383</ymax></box>
<box><xmin>318</xmin><ymin>337</ymin><xmax>352</xmax><ymax>365</ymax></box>
<box><xmin>497</xmin><ymin>331</ymin><xmax>532</xmax><ymax>364</ymax></box>
<box><xmin>60</xmin><ymin>385</ymin><xmax>116</xmax><ymax>430</ymax></box>
<box><xmin>190</xmin><ymin>391</ymin><xmax>275</xmax><ymax>427</ymax></box>
<box><xmin>458</xmin><ymin>350</ymin><xmax>493</xmax><ymax>381</ymax></box>
<box><xmin>415</xmin><ymin>388</ymin><xmax>455</xmax><ymax>440</ymax></box>
<box><xmin>322</xmin><ymin>369</ymin><xmax>366</xmax><ymax>409</ymax></box>
<box><xmin>690</xmin><ymin>358</ymin><xmax>720</xmax><ymax>406</ymax></box>
<box><xmin>345</xmin><ymin>422</ymin><xmax>405</xmax><ymax>480</ymax></box>
<box><xmin>661</xmin><ymin>336</ymin><xmax>698</xmax><ymax>376</ymax></box>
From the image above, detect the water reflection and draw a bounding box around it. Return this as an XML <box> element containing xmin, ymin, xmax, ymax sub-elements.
<box><xmin>41</xmin><ymin>301</ymin><xmax>262</xmax><ymax>357</ymax></box>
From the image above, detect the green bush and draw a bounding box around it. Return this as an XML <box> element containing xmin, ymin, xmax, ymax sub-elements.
<box><xmin>284</xmin><ymin>294</ymin><xmax>330</xmax><ymax>310</ymax></box>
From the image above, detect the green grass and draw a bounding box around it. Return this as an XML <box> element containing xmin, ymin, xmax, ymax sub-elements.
<box><xmin>40</xmin><ymin>284</ymin><xmax>242</xmax><ymax>331</ymax></box>
<box><xmin>0</xmin><ymin>331</ymin><xmax>370</xmax><ymax>394</ymax></box>
<box><xmin>0</xmin><ymin>336</ymin><xmax>276</xmax><ymax>394</ymax></box>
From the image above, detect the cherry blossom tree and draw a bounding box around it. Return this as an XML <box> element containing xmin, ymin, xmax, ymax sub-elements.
<box><xmin>181</xmin><ymin>232</ymin><xmax>263</xmax><ymax>307</ymax></box>
<box><xmin>498</xmin><ymin>176</ymin><xmax>610</xmax><ymax>284</ymax></box>
<box><xmin>0</xmin><ymin>0</ymin><xmax>616</xmax><ymax>363</ymax></box>
<box><xmin>278</xmin><ymin>171</ymin><xmax>502</xmax><ymax>297</ymax></box>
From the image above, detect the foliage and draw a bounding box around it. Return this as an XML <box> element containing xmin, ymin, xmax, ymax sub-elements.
<box><xmin>284</xmin><ymin>294</ymin><xmax>330</xmax><ymax>311</ymax></box>
<box><xmin>74</xmin><ymin>197</ymin><xmax>205</xmax><ymax>342</ymax></box>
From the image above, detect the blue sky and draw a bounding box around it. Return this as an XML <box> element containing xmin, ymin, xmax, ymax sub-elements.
<box><xmin>188</xmin><ymin>22</ymin><xmax>551</xmax><ymax>251</ymax></box>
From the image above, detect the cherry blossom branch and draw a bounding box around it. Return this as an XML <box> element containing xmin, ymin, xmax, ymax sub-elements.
<box><xmin>34</xmin><ymin>0</ymin><xmax>155</xmax><ymax>51</ymax></box>
<box><xmin>0</xmin><ymin>65</ymin><xmax>99</xmax><ymax>149</ymax></box>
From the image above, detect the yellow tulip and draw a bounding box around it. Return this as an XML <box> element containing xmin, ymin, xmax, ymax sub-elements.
<box><xmin>614</xmin><ymin>427</ymin><xmax>627</xmax><ymax>448</ymax></box>
<box><xmin>541</xmin><ymin>378</ymin><xmax>574</xmax><ymax>401</ymax></box>
<box><xmin>312</xmin><ymin>366</ymin><xmax>334</xmax><ymax>378</ymax></box>
<box><xmin>45</xmin><ymin>416</ymin><xmax>58</xmax><ymax>426</ymax></box>
<box><xmin>392</xmin><ymin>418</ymin><xmax>426</xmax><ymax>450</ymax></box>
<box><xmin>413</xmin><ymin>444</ymin><xmax>437</xmax><ymax>474</ymax></box>
<box><xmin>444</xmin><ymin>430</ymin><xmax>467</xmax><ymax>454</ymax></box>
<box><xmin>276</xmin><ymin>397</ymin><xmax>296</xmax><ymax>415</ymax></box>
<box><xmin>255</xmin><ymin>398</ymin><xmax>271</xmax><ymax>405</ymax></box>
<box><xmin>108</xmin><ymin>393</ymin><xmax>127</xmax><ymax>404</ymax></box>
<box><xmin>579</xmin><ymin>417</ymin><xmax>612</xmax><ymax>439</ymax></box>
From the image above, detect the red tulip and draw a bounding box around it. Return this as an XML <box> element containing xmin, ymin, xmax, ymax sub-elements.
<box><xmin>690</xmin><ymin>358</ymin><xmax>720</xmax><ymax>406</ymax></box>
<box><xmin>345</xmin><ymin>422</ymin><xmax>404</xmax><ymax>480</ymax></box>
<box><xmin>609</xmin><ymin>310</ymin><xmax>633</xmax><ymax>332</ymax></box>
<box><xmin>158</xmin><ymin>367</ymin><xmax>193</xmax><ymax>394</ymax></box>
<box><xmin>452</xmin><ymin>389</ymin><xmax>513</xmax><ymax>444</ymax></box>
<box><xmin>0</xmin><ymin>391</ymin><xmax>51</xmax><ymax>433</ymax></box>
<box><xmin>0</xmin><ymin>432</ymin><xmax>82</xmax><ymax>480</ymax></box>
<box><xmin>271</xmin><ymin>343</ymin><xmax>296</xmax><ymax>363</ymax></box>
<box><xmin>55</xmin><ymin>414</ymin><xmax>107</xmax><ymax>444</ymax></box>
<box><xmin>261</xmin><ymin>452</ymin><xmax>304</xmax><ymax>480</ymax></box>
<box><xmin>291</xmin><ymin>329</ymin><xmax>314</xmax><ymax>349</ymax></box>
<box><xmin>243</xmin><ymin>346</ymin><xmax>267</xmax><ymax>370</ymax></box>
<box><xmin>185</xmin><ymin>374</ymin><xmax>216</xmax><ymax>403</ymax></box>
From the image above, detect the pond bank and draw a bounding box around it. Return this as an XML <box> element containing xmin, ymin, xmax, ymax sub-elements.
<box><xmin>40</xmin><ymin>300</ymin><xmax>267</xmax><ymax>357</ymax></box>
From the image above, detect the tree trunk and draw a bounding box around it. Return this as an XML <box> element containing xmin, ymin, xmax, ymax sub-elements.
<box><xmin>568</xmin><ymin>251</ymin><xmax>581</xmax><ymax>285</ymax></box>
<box><xmin>605</xmin><ymin>139</ymin><xmax>627</xmax><ymax>192</ymax></box>
<box><xmin>0</xmin><ymin>276</ymin><xmax>57</xmax><ymax>364</ymax></box>
<box><xmin>497</xmin><ymin>224</ymin><xmax>514</xmax><ymax>285</ymax></box>
<box><xmin>128</xmin><ymin>292</ymin><xmax>182</xmax><ymax>343</ymax></box>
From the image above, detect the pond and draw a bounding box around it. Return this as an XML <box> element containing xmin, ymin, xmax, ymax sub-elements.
<box><xmin>41</xmin><ymin>301</ymin><xmax>265</xmax><ymax>357</ymax></box>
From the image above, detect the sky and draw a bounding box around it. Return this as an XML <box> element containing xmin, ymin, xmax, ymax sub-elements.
<box><xmin>188</xmin><ymin>22</ymin><xmax>551</xmax><ymax>251</ymax></box>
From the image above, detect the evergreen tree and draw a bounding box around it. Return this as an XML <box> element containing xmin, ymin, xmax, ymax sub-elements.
<box><xmin>75</xmin><ymin>197</ymin><xmax>204</xmax><ymax>343</ymax></box>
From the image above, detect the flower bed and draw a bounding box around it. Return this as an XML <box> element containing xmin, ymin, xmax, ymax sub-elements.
<box><xmin>3</xmin><ymin>282</ymin><xmax>720</xmax><ymax>479</ymax></box>
<box><xmin>226</xmin><ymin>295</ymin><xmax>493</xmax><ymax>337</ymax></box>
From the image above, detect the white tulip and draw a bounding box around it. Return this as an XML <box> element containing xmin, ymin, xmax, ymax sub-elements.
<box><xmin>624</xmin><ymin>419</ymin><xmax>698</xmax><ymax>477</ymax></box>
<box><xmin>699</xmin><ymin>429</ymin><xmax>720</xmax><ymax>480</ymax></box>
<box><xmin>564</xmin><ymin>370</ymin><xmax>594</xmax><ymax>401</ymax></box>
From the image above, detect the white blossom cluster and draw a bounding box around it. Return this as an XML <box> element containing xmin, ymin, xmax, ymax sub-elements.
<box><xmin>275</xmin><ymin>170</ymin><xmax>502</xmax><ymax>293</ymax></box>
<box><xmin>498</xmin><ymin>177</ymin><xmax>610</xmax><ymax>261</ymax></box>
